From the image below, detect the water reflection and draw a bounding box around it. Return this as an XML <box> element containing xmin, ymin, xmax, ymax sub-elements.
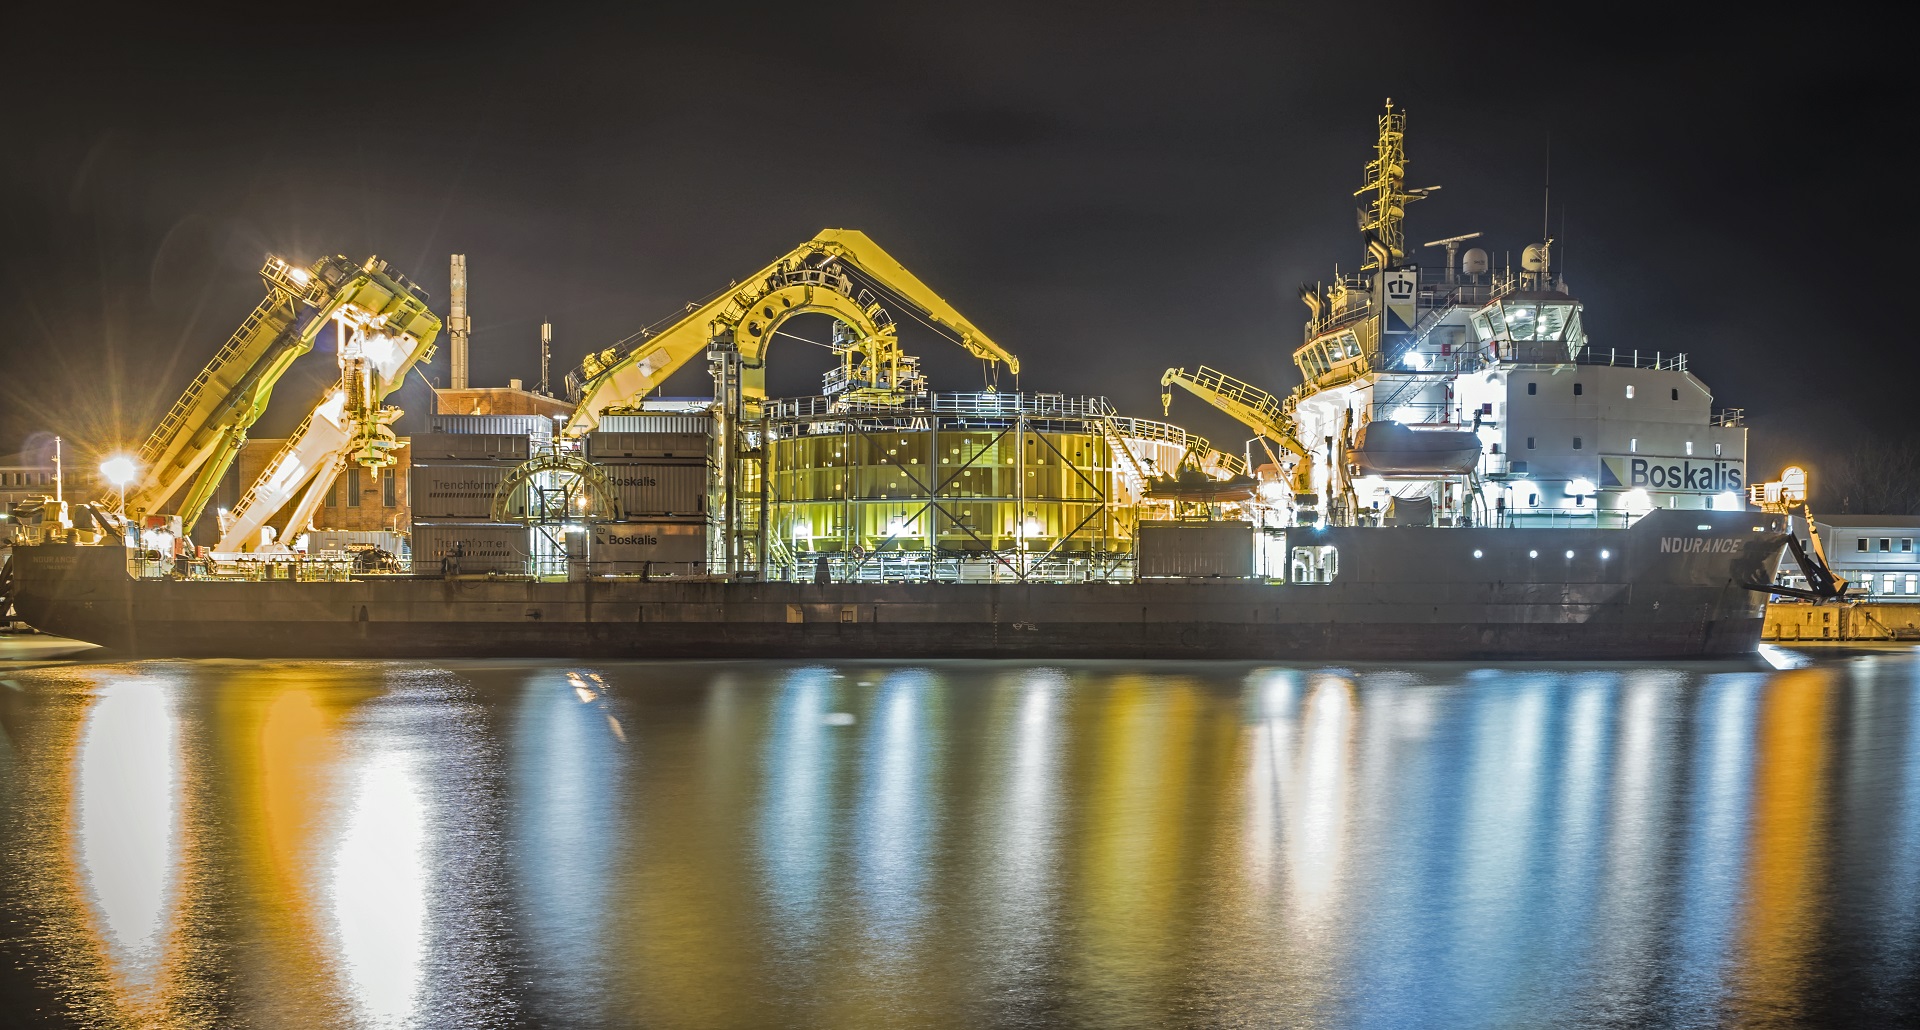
<box><xmin>73</xmin><ymin>677</ymin><xmax>180</xmax><ymax>1002</ymax></box>
<box><xmin>1</xmin><ymin>653</ymin><xmax>1917</xmax><ymax>1026</ymax></box>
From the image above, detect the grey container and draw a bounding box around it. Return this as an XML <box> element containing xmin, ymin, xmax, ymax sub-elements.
<box><xmin>586</xmin><ymin>432</ymin><xmax>710</xmax><ymax>460</ymax></box>
<box><xmin>426</xmin><ymin>414</ymin><xmax>555</xmax><ymax>442</ymax></box>
<box><xmin>411</xmin><ymin>433</ymin><xmax>532</xmax><ymax>462</ymax></box>
<box><xmin>1137</xmin><ymin>520</ymin><xmax>1256</xmax><ymax>578</ymax></box>
<box><xmin>591</xmin><ymin>521</ymin><xmax>708</xmax><ymax>573</ymax></box>
<box><xmin>410</xmin><ymin>522</ymin><xmax>531</xmax><ymax>574</ymax></box>
<box><xmin>595</xmin><ymin>413</ymin><xmax>712</xmax><ymax>435</ymax></box>
<box><xmin>410</xmin><ymin>464</ymin><xmax>514</xmax><ymax>519</ymax></box>
<box><xmin>603</xmin><ymin>463</ymin><xmax>709</xmax><ymax>516</ymax></box>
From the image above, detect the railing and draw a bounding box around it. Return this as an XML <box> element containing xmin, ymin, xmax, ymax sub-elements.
<box><xmin>1572</xmin><ymin>346</ymin><xmax>1689</xmax><ymax>372</ymax></box>
<box><xmin>1712</xmin><ymin>408</ymin><xmax>1745</xmax><ymax>427</ymax></box>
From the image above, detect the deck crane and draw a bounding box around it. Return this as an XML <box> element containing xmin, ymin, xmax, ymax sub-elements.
<box><xmin>215</xmin><ymin>275</ymin><xmax>441</xmax><ymax>552</ymax></box>
<box><xmin>1746</xmin><ymin>466</ymin><xmax>1849</xmax><ymax>602</ymax></box>
<box><xmin>563</xmin><ymin>229</ymin><xmax>1020</xmax><ymax>435</ymax></box>
<box><xmin>1159</xmin><ymin>365</ymin><xmax>1315</xmax><ymax>495</ymax></box>
<box><xmin>117</xmin><ymin>255</ymin><xmax>438</xmax><ymax>542</ymax></box>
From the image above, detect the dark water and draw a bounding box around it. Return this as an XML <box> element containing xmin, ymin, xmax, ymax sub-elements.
<box><xmin>1</xmin><ymin>646</ymin><xmax>1917</xmax><ymax>1029</ymax></box>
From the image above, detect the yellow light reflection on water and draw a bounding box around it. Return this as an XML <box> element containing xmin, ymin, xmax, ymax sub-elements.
<box><xmin>1732</xmin><ymin>668</ymin><xmax>1831</xmax><ymax>1024</ymax></box>
<box><xmin>72</xmin><ymin>680</ymin><xmax>180</xmax><ymax>1003</ymax></box>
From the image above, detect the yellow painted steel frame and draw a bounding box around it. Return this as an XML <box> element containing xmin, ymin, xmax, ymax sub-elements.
<box><xmin>125</xmin><ymin>256</ymin><xmax>439</xmax><ymax>536</ymax></box>
<box><xmin>565</xmin><ymin>229</ymin><xmax>1018</xmax><ymax>435</ymax></box>
<box><xmin>1159</xmin><ymin>365</ymin><xmax>1314</xmax><ymax>492</ymax></box>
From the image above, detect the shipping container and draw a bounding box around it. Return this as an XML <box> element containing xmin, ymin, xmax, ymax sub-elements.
<box><xmin>601</xmin><ymin>462</ymin><xmax>708</xmax><ymax>516</ymax></box>
<box><xmin>591</xmin><ymin>521</ymin><xmax>708</xmax><ymax>573</ymax></box>
<box><xmin>409</xmin><ymin>464</ymin><xmax>513</xmax><ymax>519</ymax></box>
<box><xmin>595</xmin><ymin>413</ymin><xmax>713</xmax><ymax>435</ymax></box>
<box><xmin>410</xmin><ymin>522</ymin><xmax>531</xmax><ymax>574</ymax></box>
<box><xmin>426</xmin><ymin>414</ymin><xmax>555</xmax><ymax>441</ymax></box>
<box><xmin>586</xmin><ymin>432</ymin><xmax>710</xmax><ymax>460</ymax></box>
<box><xmin>410</xmin><ymin>433</ymin><xmax>533</xmax><ymax>462</ymax></box>
<box><xmin>1137</xmin><ymin>520</ymin><xmax>1255</xmax><ymax>578</ymax></box>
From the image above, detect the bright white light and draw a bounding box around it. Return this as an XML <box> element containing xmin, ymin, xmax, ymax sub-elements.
<box><xmin>100</xmin><ymin>456</ymin><xmax>138</xmax><ymax>488</ymax></box>
<box><xmin>1021</xmin><ymin>516</ymin><xmax>1041</xmax><ymax>536</ymax></box>
<box><xmin>1391</xmin><ymin>406</ymin><xmax>1421</xmax><ymax>424</ymax></box>
<box><xmin>331</xmin><ymin>751</ymin><xmax>426</xmax><ymax>1025</ymax></box>
<box><xmin>1757</xmin><ymin>644</ymin><xmax>1812</xmax><ymax>671</ymax></box>
<box><xmin>1565</xmin><ymin>550</ymin><xmax>1575</xmax><ymax>559</ymax></box>
<box><xmin>1714</xmin><ymin>491</ymin><xmax>1742</xmax><ymax>510</ymax></box>
<box><xmin>77</xmin><ymin>682</ymin><xmax>179</xmax><ymax>990</ymax></box>
<box><xmin>1256</xmin><ymin>481</ymin><xmax>1287</xmax><ymax>504</ymax></box>
<box><xmin>1624</xmin><ymin>488</ymin><xmax>1652</xmax><ymax>512</ymax></box>
<box><xmin>288</xmin><ymin>266</ymin><xmax>311</xmax><ymax>285</ymax></box>
<box><xmin>1567</xmin><ymin>477</ymin><xmax>1596</xmax><ymax>496</ymax></box>
<box><xmin>1403</xmin><ymin>350</ymin><xmax>1426</xmax><ymax>370</ymax></box>
<box><xmin>1528</xmin><ymin>549</ymin><xmax>1538</xmax><ymax>558</ymax></box>
<box><xmin>1600</xmin><ymin>549</ymin><xmax>1610</xmax><ymax>559</ymax></box>
<box><xmin>144</xmin><ymin>531</ymin><xmax>174</xmax><ymax>553</ymax></box>
<box><xmin>1473</xmin><ymin>549</ymin><xmax>1483</xmax><ymax>558</ymax></box>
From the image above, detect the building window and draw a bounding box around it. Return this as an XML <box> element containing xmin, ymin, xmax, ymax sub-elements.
<box><xmin>1626</xmin><ymin>385</ymin><xmax>1635</xmax><ymax>399</ymax></box>
<box><xmin>1858</xmin><ymin>538</ymin><xmax>1869</xmax><ymax>552</ymax></box>
<box><xmin>1685</xmin><ymin>441</ymin><xmax>1694</xmax><ymax>455</ymax></box>
<box><xmin>1527</xmin><ymin>437</ymin><xmax>1535</xmax><ymax>450</ymax></box>
<box><xmin>1528</xmin><ymin>493</ymin><xmax>1538</xmax><ymax>506</ymax></box>
<box><xmin>1574</xmin><ymin>382</ymin><xmax>1583</xmax><ymax>396</ymax></box>
<box><xmin>1908</xmin><ymin>574</ymin><xmax>1917</xmax><ymax>594</ymax></box>
<box><xmin>382</xmin><ymin>469</ymin><xmax>396</xmax><ymax>507</ymax></box>
<box><xmin>1573</xmin><ymin>437</ymin><xmax>1583</xmax><ymax>450</ymax></box>
<box><xmin>1630</xmin><ymin>438</ymin><xmax>1638</xmax><ymax>453</ymax></box>
<box><xmin>1881</xmin><ymin>538</ymin><xmax>1892</xmax><ymax>552</ymax></box>
<box><xmin>1671</xmin><ymin>389</ymin><xmax>1679</xmax><ymax>400</ymax></box>
<box><xmin>347</xmin><ymin>467</ymin><xmax>361</xmax><ymax>507</ymax></box>
<box><xmin>1905</xmin><ymin>539</ymin><xmax>1914</xmax><ymax>552</ymax></box>
<box><xmin>1886</xmin><ymin>573</ymin><xmax>1899</xmax><ymax>594</ymax></box>
<box><xmin>1715</xmin><ymin>443</ymin><xmax>1722</xmax><ymax>456</ymax></box>
<box><xmin>1527</xmin><ymin>382</ymin><xmax>1537</xmax><ymax>395</ymax></box>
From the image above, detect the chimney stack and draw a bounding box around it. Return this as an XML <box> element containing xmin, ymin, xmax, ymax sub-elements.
<box><xmin>539</xmin><ymin>321</ymin><xmax>552</xmax><ymax>396</ymax></box>
<box><xmin>449</xmin><ymin>254</ymin><xmax>470</xmax><ymax>389</ymax></box>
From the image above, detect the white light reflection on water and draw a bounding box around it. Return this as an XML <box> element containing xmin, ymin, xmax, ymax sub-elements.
<box><xmin>512</xmin><ymin>673</ymin><xmax>625</xmax><ymax>1017</ymax></box>
<box><xmin>856</xmin><ymin>670</ymin><xmax>937</xmax><ymax>950</ymax></box>
<box><xmin>1289</xmin><ymin>677</ymin><xmax>1352</xmax><ymax>923</ymax></box>
<box><xmin>1584</xmin><ymin>673</ymin><xmax>1680</xmax><ymax>1016</ymax></box>
<box><xmin>1242</xmin><ymin>669</ymin><xmax>1301</xmax><ymax>893</ymax></box>
<box><xmin>758</xmin><ymin>668</ymin><xmax>839</xmax><ymax>947</ymax></box>
<box><xmin>1672</xmin><ymin>673</ymin><xmax>1762</xmax><ymax>1017</ymax></box>
<box><xmin>74</xmin><ymin>679</ymin><xmax>180</xmax><ymax>996</ymax></box>
<box><xmin>1451</xmin><ymin>677</ymin><xmax>1550</xmax><ymax>1009</ymax></box>
<box><xmin>329</xmin><ymin>748</ymin><xmax>427</xmax><ymax>1026</ymax></box>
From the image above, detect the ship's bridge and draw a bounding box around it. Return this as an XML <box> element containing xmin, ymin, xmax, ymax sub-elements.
<box><xmin>1469</xmin><ymin>290</ymin><xmax>1586</xmax><ymax>364</ymax></box>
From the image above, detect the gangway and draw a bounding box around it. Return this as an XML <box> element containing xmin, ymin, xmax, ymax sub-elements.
<box><xmin>1160</xmin><ymin>365</ymin><xmax>1312</xmax><ymax>489</ymax></box>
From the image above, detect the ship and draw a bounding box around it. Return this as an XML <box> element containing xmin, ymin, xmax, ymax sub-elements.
<box><xmin>0</xmin><ymin>103</ymin><xmax>1797</xmax><ymax>660</ymax></box>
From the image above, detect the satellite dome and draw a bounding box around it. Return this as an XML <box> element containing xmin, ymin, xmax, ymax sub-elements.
<box><xmin>1461</xmin><ymin>248</ymin><xmax>1489</xmax><ymax>274</ymax></box>
<box><xmin>1521</xmin><ymin>242</ymin><xmax>1550</xmax><ymax>272</ymax></box>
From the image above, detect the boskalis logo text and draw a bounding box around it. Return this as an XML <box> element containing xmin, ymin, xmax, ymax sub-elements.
<box><xmin>1600</xmin><ymin>456</ymin><xmax>1742</xmax><ymax>492</ymax></box>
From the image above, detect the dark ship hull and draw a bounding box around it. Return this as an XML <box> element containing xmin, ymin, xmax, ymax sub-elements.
<box><xmin>6</xmin><ymin>510</ymin><xmax>1786</xmax><ymax>661</ymax></box>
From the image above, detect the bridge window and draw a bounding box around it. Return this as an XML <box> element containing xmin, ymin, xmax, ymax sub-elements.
<box><xmin>1626</xmin><ymin>384</ymin><xmax>1635</xmax><ymax>399</ymax></box>
<box><xmin>1882</xmin><ymin>538</ymin><xmax>1892</xmax><ymax>552</ymax></box>
<box><xmin>1573</xmin><ymin>437</ymin><xmax>1583</xmax><ymax>450</ymax></box>
<box><xmin>1573</xmin><ymin>382</ymin><xmax>1583</xmax><ymax>396</ymax></box>
<box><xmin>1671</xmin><ymin>388</ymin><xmax>1679</xmax><ymax>400</ymax></box>
<box><xmin>1858</xmin><ymin>538</ymin><xmax>1868</xmax><ymax>552</ymax></box>
<box><xmin>1527</xmin><ymin>382</ymin><xmax>1537</xmax><ymax>395</ymax></box>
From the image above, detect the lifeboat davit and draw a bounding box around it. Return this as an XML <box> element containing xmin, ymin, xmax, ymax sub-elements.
<box><xmin>1351</xmin><ymin>420</ymin><xmax>1481</xmax><ymax>476</ymax></box>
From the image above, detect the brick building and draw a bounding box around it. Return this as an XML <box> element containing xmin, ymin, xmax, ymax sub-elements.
<box><xmin>215</xmin><ymin>438</ymin><xmax>412</xmax><ymax>538</ymax></box>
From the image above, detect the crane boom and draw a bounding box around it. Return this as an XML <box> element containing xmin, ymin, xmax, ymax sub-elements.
<box><xmin>1160</xmin><ymin>365</ymin><xmax>1312</xmax><ymax>462</ymax></box>
<box><xmin>214</xmin><ymin>270</ymin><xmax>440</xmax><ymax>552</ymax></box>
<box><xmin>564</xmin><ymin>229</ymin><xmax>1018</xmax><ymax>435</ymax></box>
<box><xmin>122</xmin><ymin>255</ymin><xmax>437</xmax><ymax>538</ymax></box>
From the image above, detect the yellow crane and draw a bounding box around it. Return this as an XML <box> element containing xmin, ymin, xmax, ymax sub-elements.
<box><xmin>564</xmin><ymin>229</ymin><xmax>1019</xmax><ymax>435</ymax></box>
<box><xmin>1159</xmin><ymin>365</ymin><xmax>1314</xmax><ymax>491</ymax></box>
<box><xmin>120</xmin><ymin>255</ymin><xmax>439</xmax><ymax>538</ymax></box>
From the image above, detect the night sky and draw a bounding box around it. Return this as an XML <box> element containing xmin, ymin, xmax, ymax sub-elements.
<box><xmin>0</xmin><ymin>6</ymin><xmax>1899</xmax><ymax>482</ymax></box>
